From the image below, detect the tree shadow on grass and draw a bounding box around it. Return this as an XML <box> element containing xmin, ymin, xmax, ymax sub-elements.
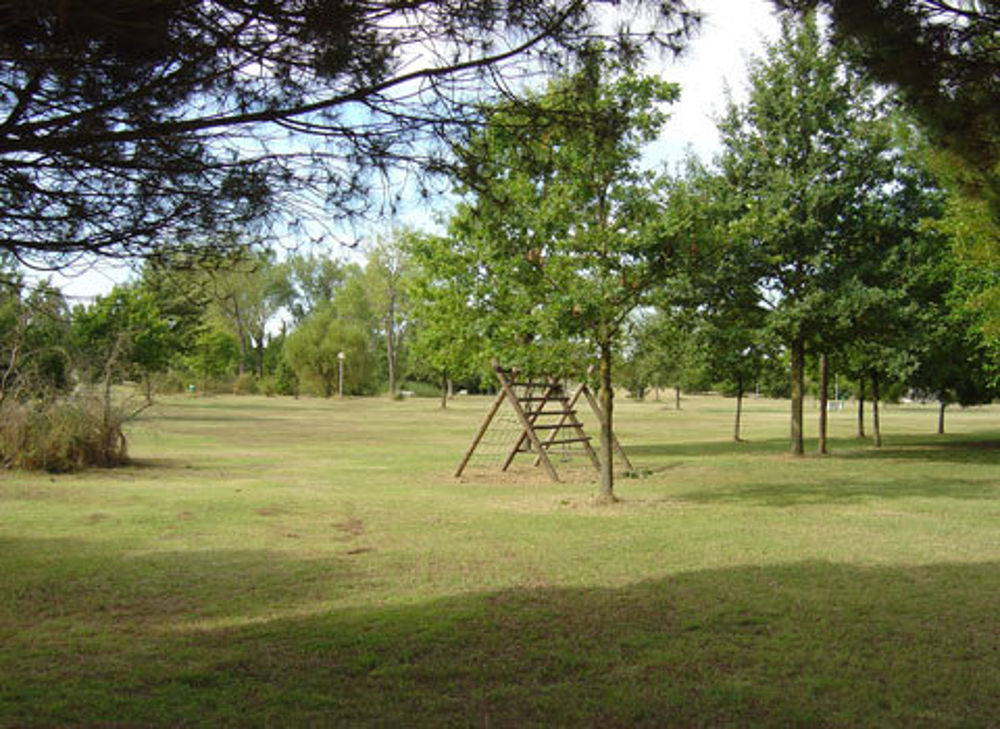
<box><xmin>2</xmin><ymin>537</ymin><xmax>998</xmax><ymax>726</ymax></box>
<box><xmin>627</xmin><ymin>438</ymin><xmax>791</xmax><ymax>459</ymax></box>
<box><xmin>835</xmin><ymin>434</ymin><xmax>1000</xmax><ymax>466</ymax></box>
<box><xmin>627</xmin><ymin>434</ymin><xmax>1000</xmax><ymax>506</ymax></box>
<box><xmin>629</xmin><ymin>432</ymin><xmax>1000</xmax><ymax>465</ymax></box>
<box><xmin>675</xmin><ymin>473</ymin><xmax>998</xmax><ymax>506</ymax></box>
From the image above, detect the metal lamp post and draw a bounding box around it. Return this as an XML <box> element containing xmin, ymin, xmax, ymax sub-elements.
<box><xmin>337</xmin><ymin>351</ymin><xmax>345</xmax><ymax>398</ymax></box>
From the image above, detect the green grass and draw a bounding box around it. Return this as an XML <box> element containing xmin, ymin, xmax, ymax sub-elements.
<box><xmin>1</xmin><ymin>392</ymin><xmax>999</xmax><ymax>726</ymax></box>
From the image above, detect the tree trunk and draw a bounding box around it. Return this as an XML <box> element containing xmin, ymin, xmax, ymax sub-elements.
<box><xmin>674</xmin><ymin>385</ymin><xmax>681</xmax><ymax>410</ymax></box>
<box><xmin>231</xmin><ymin>296</ymin><xmax>247</xmax><ymax>376</ymax></box>
<box><xmin>818</xmin><ymin>352</ymin><xmax>828</xmax><ymax>455</ymax></box>
<box><xmin>870</xmin><ymin>371</ymin><xmax>882</xmax><ymax>448</ymax></box>
<box><xmin>598</xmin><ymin>338</ymin><xmax>616</xmax><ymax>503</ymax></box>
<box><xmin>733</xmin><ymin>376</ymin><xmax>744</xmax><ymax>442</ymax></box>
<box><xmin>790</xmin><ymin>336</ymin><xmax>805</xmax><ymax>455</ymax></box>
<box><xmin>857</xmin><ymin>378</ymin><xmax>866</xmax><ymax>438</ymax></box>
<box><xmin>385</xmin><ymin>306</ymin><xmax>396</xmax><ymax>398</ymax></box>
<box><xmin>253</xmin><ymin>328</ymin><xmax>265</xmax><ymax>378</ymax></box>
<box><xmin>440</xmin><ymin>370</ymin><xmax>448</xmax><ymax>409</ymax></box>
<box><xmin>938</xmin><ymin>400</ymin><xmax>946</xmax><ymax>435</ymax></box>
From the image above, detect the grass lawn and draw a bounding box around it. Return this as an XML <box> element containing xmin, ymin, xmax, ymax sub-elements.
<box><xmin>1</xmin><ymin>392</ymin><xmax>998</xmax><ymax>726</ymax></box>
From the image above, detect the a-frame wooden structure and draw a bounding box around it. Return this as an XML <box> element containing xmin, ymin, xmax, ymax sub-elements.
<box><xmin>455</xmin><ymin>363</ymin><xmax>633</xmax><ymax>482</ymax></box>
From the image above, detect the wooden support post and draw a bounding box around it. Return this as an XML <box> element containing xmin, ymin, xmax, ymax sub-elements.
<box><xmin>580</xmin><ymin>383</ymin><xmax>634</xmax><ymax>473</ymax></box>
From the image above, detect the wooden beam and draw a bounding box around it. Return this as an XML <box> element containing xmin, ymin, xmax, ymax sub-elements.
<box><xmin>494</xmin><ymin>367</ymin><xmax>560</xmax><ymax>481</ymax></box>
<box><xmin>454</xmin><ymin>389</ymin><xmax>506</xmax><ymax>478</ymax></box>
<box><xmin>579</xmin><ymin>383</ymin><xmax>635</xmax><ymax>473</ymax></box>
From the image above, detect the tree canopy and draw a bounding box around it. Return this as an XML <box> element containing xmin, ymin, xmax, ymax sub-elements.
<box><xmin>775</xmin><ymin>0</ymin><xmax>999</xmax><ymax>205</ymax></box>
<box><xmin>716</xmin><ymin>14</ymin><xmax>913</xmax><ymax>454</ymax></box>
<box><xmin>1</xmin><ymin>0</ymin><xmax>697</xmax><ymax>269</ymax></box>
<box><xmin>443</xmin><ymin>52</ymin><xmax>683</xmax><ymax>499</ymax></box>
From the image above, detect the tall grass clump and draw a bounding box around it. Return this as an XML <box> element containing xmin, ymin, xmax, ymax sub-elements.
<box><xmin>0</xmin><ymin>392</ymin><xmax>130</xmax><ymax>471</ymax></box>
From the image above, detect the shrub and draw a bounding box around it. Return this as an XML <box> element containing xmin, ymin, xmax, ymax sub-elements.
<box><xmin>232</xmin><ymin>372</ymin><xmax>259</xmax><ymax>395</ymax></box>
<box><xmin>150</xmin><ymin>370</ymin><xmax>187</xmax><ymax>395</ymax></box>
<box><xmin>0</xmin><ymin>395</ymin><xmax>130</xmax><ymax>472</ymax></box>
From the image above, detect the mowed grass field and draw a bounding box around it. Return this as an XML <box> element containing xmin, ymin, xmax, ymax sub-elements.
<box><xmin>1</xmin><ymin>392</ymin><xmax>999</xmax><ymax>727</ymax></box>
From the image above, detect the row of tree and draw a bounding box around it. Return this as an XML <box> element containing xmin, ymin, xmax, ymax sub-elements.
<box><xmin>2</xmin><ymin>10</ymin><xmax>996</xmax><ymax>498</ymax></box>
<box><xmin>404</xmin><ymin>14</ymin><xmax>999</xmax><ymax>499</ymax></box>
<box><xmin>0</xmin><ymin>243</ymin><xmax>419</xmax><ymax>404</ymax></box>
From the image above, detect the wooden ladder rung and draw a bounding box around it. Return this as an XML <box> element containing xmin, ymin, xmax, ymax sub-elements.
<box><xmin>531</xmin><ymin>424</ymin><xmax>572</xmax><ymax>430</ymax></box>
<box><xmin>518</xmin><ymin>396</ymin><xmax>551</xmax><ymax>402</ymax></box>
<box><xmin>542</xmin><ymin>437</ymin><xmax>591</xmax><ymax>446</ymax></box>
<box><xmin>533</xmin><ymin>409</ymin><xmax>576</xmax><ymax>416</ymax></box>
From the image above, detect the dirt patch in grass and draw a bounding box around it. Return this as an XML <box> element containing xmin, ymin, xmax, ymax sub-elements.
<box><xmin>333</xmin><ymin>517</ymin><xmax>365</xmax><ymax>537</ymax></box>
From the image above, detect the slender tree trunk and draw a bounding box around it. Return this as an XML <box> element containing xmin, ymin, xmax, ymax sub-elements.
<box><xmin>790</xmin><ymin>336</ymin><xmax>805</xmax><ymax>455</ymax></box>
<box><xmin>440</xmin><ymin>370</ymin><xmax>448</xmax><ymax>409</ymax></box>
<box><xmin>231</xmin><ymin>296</ymin><xmax>247</xmax><ymax>376</ymax></box>
<box><xmin>674</xmin><ymin>385</ymin><xmax>681</xmax><ymax>410</ymax></box>
<box><xmin>938</xmin><ymin>400</ymin><xmax>947</xmax><ymax>435</ymax></box>
<box><xmin>871</xmin><ymin>371</ymin><xmax>882</xmax><ymax>448</ymax></box>
<box><xmin>253</xmin><ymin>328</ymin><xmax>265</xmax><ymax>378</ymax></box>
<box><xmin>857</xmin><ymin>378</ymin><xmax>866</xmax><ymax>438</ymax></box>
<box><xmin>598</xmin><ymin>337</ymin><xmax>616</xmax><ymax>503</ymax></box>
<box><xmin>733</xmin><ymin>376</ymin><xmax>744</xmax><ymax>442</ymax></box>
<box><xmin>385</xmin><ymin>305</ymin><xmax>396</xmax><ymax>398</ymax></box>
<box><xmin>653</xmin><ymin>386</ymin><xmax>660</xmax><ymax>402</ymax></box>
<box><xmin>818</xmin><ymin>352</ymin><xmax>828</xmax><ymax>455</ymax></box>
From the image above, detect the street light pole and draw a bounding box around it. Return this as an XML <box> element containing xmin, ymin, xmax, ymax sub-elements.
<box><xmin>337</xmin><ymin>351</ymin><xmax>345</xmax><ymax>398</ymax></box>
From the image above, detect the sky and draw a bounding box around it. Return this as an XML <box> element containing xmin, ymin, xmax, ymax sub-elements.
<box><xmin>38</xmin><ymin>0</ymin><xmax>783</xmax><ymax>302</ymax></box>
<box><xmin>651</xmin><ymin>0</ymin><xmax>782</xmax><ymax>166</ymax></box>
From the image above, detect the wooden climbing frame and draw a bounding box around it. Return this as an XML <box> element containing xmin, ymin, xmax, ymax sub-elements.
<box><xmin>454</xmin><ymin>362</ymin><xmax>633</xmax><ymax>482</ymax></box>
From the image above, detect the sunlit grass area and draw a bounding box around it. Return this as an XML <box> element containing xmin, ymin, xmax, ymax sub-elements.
<box><xmin>2</xmin><ymin>393</ymin><xmax>998</xmax><ymax>726</ymax></box>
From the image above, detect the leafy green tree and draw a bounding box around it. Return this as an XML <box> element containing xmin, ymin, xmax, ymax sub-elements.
<box><xmin>910</xmin><ymin>314</ymin><xmax>995</xmax><ymax>434</ymax></box>
<box><xmin>71</xmin><ymin>285</ymin><xmax>173</xmax><ymax>401</ymax></box>
<box><xmin>448</xmin><ymin>54</ymin><xmax>681</xmax><ymax>500</ymax></box>
<box><xmin>775</xmin><ymin>0</ymin><xmax>999</xmax><ymax>206</ymax></box>
<box><xmin>137</xmin><ymin>256</ymin><xmax>213</xmax><ymax>365</ymax></box>
<box><xmin>203</xmin><ymin>251</ymin><xmax>293</xmax><ymax>377</ymax></box>
<box><xmin>285</xmin><ymin>254</ymin><xmax>349</xmax><ymax>323</ymax></box>
<box><xmin>778</xmin><ymin>3</ymin><xmax>1000</xmax><ymax>358</ymax></box>
<box><xmin>717</xmin><ymin>14</ymin><xmax>901</xmax><ymax>455</ymax></box>
<box><xmin>364</xmin><ymin>237</ymin><xmax>412</xmax><ymax>397</ymax></box>
<box><xmin>283</xmin><ymin>305</ymin><xmax>374</xmax><ymax>397</ymax></box>
<box><xmin>186</xmin><ymin>326</ymin><xmax>241</xmax><ymax>389</ymax></box>
<box><xmin>404</xmin><ymin>233</ymin><xmax>490</xmax><ymax>408</ymax></box>
<box><xmin>624</xmin><ymin>308</ymin><xmax>700</xmax><ymax>409</ymax></box>
<box><xmin>0</xmin><ymin>277</ymin><xmax>71</xmax><ymax>403</ymax></box>
<box><xmin>696</xmin><ymin>312</ymin><xmax>776</xmax><ymax>442</ymax></box>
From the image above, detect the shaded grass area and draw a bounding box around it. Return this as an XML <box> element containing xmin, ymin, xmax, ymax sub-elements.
<box><xmin>2</xmin><ymin>545</ymin><xmax>997</xmax><ymax>726</ymax></box>
<box><xmin>1</xmin><ymin>394</ymin><xmax>999</xmax><ymax>726</ymax></box>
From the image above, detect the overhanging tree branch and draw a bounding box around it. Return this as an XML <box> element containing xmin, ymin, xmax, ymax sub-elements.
<box><xmin>1</xmin><ymin>0</ymin><xmax>698</xmax><ymax>266</ymax></box>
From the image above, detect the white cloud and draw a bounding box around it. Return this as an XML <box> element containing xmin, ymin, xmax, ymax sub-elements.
<box><xmin>650</xmin><ymin>0</ymin><xmax>782</xmax><ymax>167</ymax></box>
